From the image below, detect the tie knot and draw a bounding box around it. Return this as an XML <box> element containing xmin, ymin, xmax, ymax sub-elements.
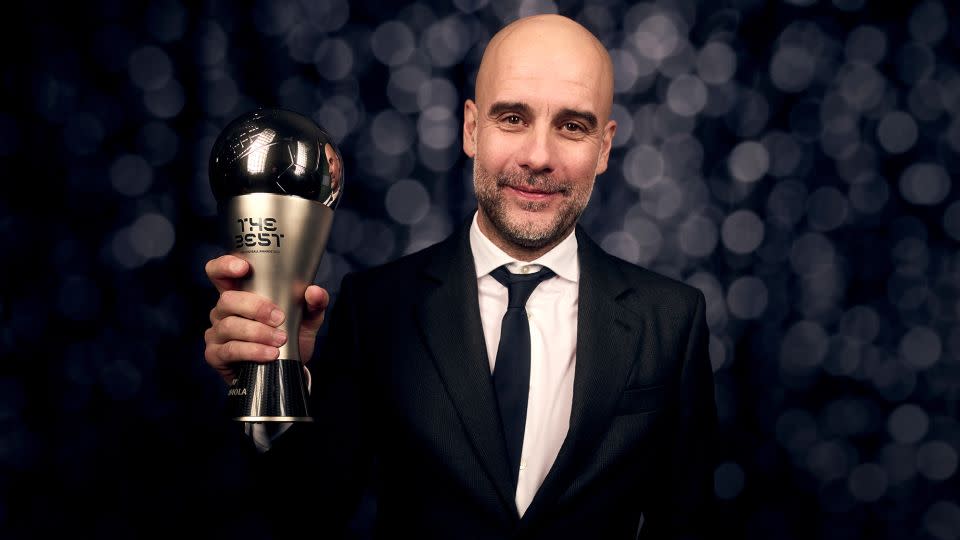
<box><xmin>489</xmin><ymin>265</ymin><xmax>556</xmax><ymax>309</ymax></box>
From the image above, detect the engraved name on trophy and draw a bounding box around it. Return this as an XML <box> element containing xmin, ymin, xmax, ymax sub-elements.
<box><xmin>208</xmin><ymin>108</ymin><xmax>343</xmax><ymax>422</ymax></box>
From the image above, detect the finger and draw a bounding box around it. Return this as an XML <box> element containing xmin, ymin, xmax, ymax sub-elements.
<box><xmin>209</xmin><ymin>316</ymin><xmax>288</xmax><ymax>347</ymax></box>
<box><xmin>205</xmin><ymin>255</ymin><xmax>250</xmax><ymax>294</ymax></box>
<box><xmin>301</xmin><ymin>286</ymin><xmax>329</xmax><ymax>331</ymax></box>
<box><xmin>208</xmin><ymin>340</ymin><xmax>280</xmax><ymax>365</ymax></box>
<box><xmin>211</xmin><ymin>290</ymin><xmax>285</xmax><ymax>327</ymax></box>
<box><xmin>304</xmin><ymin>285</ymin><xmax>330</xmax><ymax>313</ymax></box>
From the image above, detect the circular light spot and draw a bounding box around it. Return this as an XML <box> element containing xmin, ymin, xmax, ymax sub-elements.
<box><xmin>371</xmin><ymin>21</ymin><xmax>415</xmax><ymax>66</ymax></box>
<box><xmin>943</xmin><ymin>201</ymin><xmax>960</xmax><ymax>241</ymax></box>
<box><xmin>887</xmin><ymin>404</ymin><xmax>929</xmax><ymax>444</ymax></box>
<box><xmin>877</xmin><ymin>111</ymin><xmax>918</xmax><ymax>154</ymax></box>
<box><xmin>371</xmin><ymin>110</ymin><xmax>414</xmax><ymax>156</ymax></box>
<box><xmin>110</xmin><ymin>154</ymin><xmax>153</xmax><ymax>196</ymax></box>
<box><xmin>624</xmin><ymin>216</ymin><xmax>663</xmax><ymax>264</ymax></box>
<box><xmin>144</xmin><ymin>79</ymin><xmax>185</xmax><ymax>119</ymax></box>
<box><xmin>767</xmin><ymin>180</ymin><xmax>808</xmax><ymax>228</ymax></box>
<box><xmin>848</xmin><ymin>463</ymin><xmax>887</xmax><ymax>502</ymax></box>
<box><xmin>610</xmin><ymin>49</ymin><xmax>640</xmax><ymax>93</ymax></box>
<box><xmin>424</xmin><ymin>16</ymin><xmax>470</xmax><ymax>68</ymax></box>
<box><xmin>780</xmin><ymin>320</ymin><xmax>829</xmax><ymax>373</ymax></box>
<box><xmin>839</xmin><ymin>305</ymin><xmax>880</xmax><ymax>343</ymax></box>
<box><xmin>602</xmin><ymin>231</ymin><xmax>640</xmax><ymax>263</ymax></box>
<box><xmin>714</xmin><ymin>462</ymin><xmax>745</xmax><ymax>500</ymax></box>
<box><xmin>763</xmin><ymin>131</ymin><xmax>804</xmax><ymax>178</ymax></box>
<box><xmin>900</xmin><ymin>163</ymin><xmax>950</xmax><ymax>205</ymax></box>
<box><xmin>353</xmin><ymin>221</ymin><xmax>396</xmax><ymax>266</ymax></box>
<box><xmin>314</xmin><ymin>39</ymin><xmax>353</xmax><ymax>81</ymax></box>
<box><xmin>807</xmin><ymin>440</ymin><xmax>851</xmax><ymax>483</ymax></box>
<box><xmin>417</xmin><ymin>106</ymin><xmax>458</xmax><ymax>150</ymax></box>
<box><xmin>623</xmin><ymin>145</ymin><xmax>664</xmax><ymax>189</ymax></box>
<box><xmin>678</xmin><ymin>215</ymin><xmax>718</xmax><ymax>257</ymax></box>
<box><xmin>770</xmin><ymin>46</ymin><xmax>816</xmax><ymax>93</ymax></box>
<box><xmin>881</xmin><ymin>443</ymin><xmax>917</xmax><ymax>485</ymax></box>
<box><xmin>775</xmin><ymin>408</ymin><xmax>818</xmax><ymax>453</ymax></box>
<box><xmin>806</xmin><ymin>187</ymin><xmax>849</xmax><ymax>232</ymax></box>
<box><xmin>610</xmin><ymin>104</ymin><xmax>634</xmax><ymax>148</ymax></box>
<box><xmin>696</xmin><ymin>42</ymin><xmax>736</xmax><ymax>85</ymax></box>
<box><xmin>899</xmin><ymin>326</ymin><xmax>941</xmax><ymax>369</ymax></box>
<box><xmin>909</xmin><ymin>2</ymin><xmax>948</xmax><ymax>45</ymax></box>
<box><xmin>385</xmin><ymin>179</ymin><xmax>430</xmax><ymax>225</ymax></box>
<box><xmin>726</xmin><ymin>276</ymin><xmax>768</xmax><ymax>319</ymax></box>
<box><xmin>897</xmin><ymin>43</ymin><xmax>936</xmax><ymax>84</ymax></box>
<box><xmin>924</xmin><ymin>500</ymin><xmax>960</xmax><ymax>540</ymax></box>
<box><xmin>129</xmin><ymin>46</ymin><xmax>173</xmax><ymax>91</ymax></box>
<box><xmin>838</xmin><ymin>63</ymin><xmax>886</xmax><ymax>112</ymax></box>
<box><xmin>417</xmin><ymin>78</ymin><xmax>459</xmax><ymax>112</ymax></box>
<box><xmin>388</xmin><ymin>65</ymin><xmax>428</xmax><ymax>113</ymax></box>
<box><xmin>845</xmin><ymin>25</ymin><xmax>886</xmax><ymax>65</ymax></box>
<box><xmin>666</xmin><ymin>75</ymin><xmax>707</xmax><ymax>117</ymax></box>
<box><xmin>721</xmin><ymin>209</ymin><xmax>764</xmax><ymax>254</ymax></box>
<box><xmin>301</xmin><ymin>0</ymin><xmax>348</xmax><ymax>33</ymax></box>
<box><xmin>632</xmin><ymin>14</ymin><xmax>679</xmax><ymax>61</ymax></box>
<box><xmin>709</xmin><ymin>335</ymin><xmax>727</xmax><ymax>371</ymax></box>
<box><xmin>635</xmin><ymin>179</ymin><xmax>680</xmax><ymax>222</ymax></box>
<box><xmin>130</xmin><ymin>213</ymin><xmax>175</xmax><ymax>259</ymax></box>
<box><xmin>917</xmin><ymin>441</ymin><xmax>958</xmax><ymax>482</ymax></box>
<box><xmin>849</xmin><ymin>176</ymin><xmax>889</xmax><ymax>214</ymax></box>
<box><xmin>728</xmin><ymin>141</ymin><xmax>769</xmax><ymax>183</ymax></box>
<box><xmin>252</xmin><ymin>0</ymin><xmax>298</xmax><ymax>36</ymax></box>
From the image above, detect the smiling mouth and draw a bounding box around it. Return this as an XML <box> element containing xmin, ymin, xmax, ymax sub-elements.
<box><xmin>501</xmin><ymin>183</ymin><xmax>567</xmax><ymax>197</ymax></box>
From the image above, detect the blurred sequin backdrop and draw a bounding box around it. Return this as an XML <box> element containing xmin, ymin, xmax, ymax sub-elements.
<box><xmin>4</xmin><ymin>0</ymin><xmax>960</xmax><ymax>539</ymax></box>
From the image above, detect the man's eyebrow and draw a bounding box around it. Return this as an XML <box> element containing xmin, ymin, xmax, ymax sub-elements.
<box><xmin>557</xmin><ymin>108</ymin><xmax>598</xmax><ymax>130</ymax></box>
<box><xmin>487</xmin><ymin>101</ymin><xmax>534</xmax><ymax>118</ymax></box>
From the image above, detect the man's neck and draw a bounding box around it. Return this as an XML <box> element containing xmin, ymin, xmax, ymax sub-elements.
<box><xmin>476</xmin><ymin>210</ymin><xmax>574</xmax><ymax>262</ymax></box>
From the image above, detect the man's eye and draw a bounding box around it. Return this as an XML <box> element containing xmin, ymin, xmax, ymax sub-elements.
<box><xmin>563</xmin><ymin>122</ymin><xmax>583</xmax><ymax>132</ymax></box>
<box><xmin>504</xmin><ymin>115</ymin><xmax>522</xmax><ymax>124</ymax></box>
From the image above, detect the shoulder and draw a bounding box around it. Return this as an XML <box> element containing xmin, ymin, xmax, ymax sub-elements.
<box><xmin>337</xmin><ymin>231</ymin><xmax>459</xmax><ymax>294</ymax></box>
<box><xmin>579</xmin><ymin>228</ymin><xmax>705</xmax><ymax>313</ymax></box>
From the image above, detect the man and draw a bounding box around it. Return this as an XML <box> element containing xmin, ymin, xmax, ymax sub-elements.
<box><xmin>205</xmin><ymin>14</ymin><xmax>716</xmax><ymax>539</ymax></box>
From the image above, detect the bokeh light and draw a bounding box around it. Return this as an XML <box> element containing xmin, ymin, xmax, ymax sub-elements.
<box><xmin>12</xmin><ymin>1</ymin><xmax>960</xmax><ymax>539</ymax></box>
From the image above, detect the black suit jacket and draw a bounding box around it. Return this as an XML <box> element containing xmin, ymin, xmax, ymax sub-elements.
<box><xmin>253</xmin><ymin>220</ymin><xmax>717</xmax><ymax>540</ymax></box>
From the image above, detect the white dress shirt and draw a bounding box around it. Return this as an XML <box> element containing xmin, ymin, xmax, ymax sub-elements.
<box><xmin>469</xmin><ymin>212</ymin><xmax>579</xmax><ymax>517</ymax></box>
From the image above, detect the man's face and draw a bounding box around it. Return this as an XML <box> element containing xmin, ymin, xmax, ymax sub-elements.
<box><xmin>463</xmin><ymin>20</ymin><xmax>616</xmax><ymax>252</ymax></box>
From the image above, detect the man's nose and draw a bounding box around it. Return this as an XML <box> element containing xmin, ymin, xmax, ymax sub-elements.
<box><xmin>516</xmin><ymin>124</ymin><xmax>555</xmax><ymax>174</ymax></box>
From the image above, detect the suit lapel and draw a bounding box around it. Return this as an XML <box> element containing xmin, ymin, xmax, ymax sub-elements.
<box><xmin>520</xmin><ymin>226</ymin><xmax>643</xmax><ymax>526</ymax></box>
<box><xmin>413</xmin><ymin>223</ymin><xmax>519</xmax><ymax>519</ymax></box>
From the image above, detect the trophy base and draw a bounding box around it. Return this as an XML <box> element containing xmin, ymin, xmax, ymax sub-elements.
<box><xmin>227</xmin><ymin>359</ymin><xmax>313</xmax><ymax>422</ymax></box>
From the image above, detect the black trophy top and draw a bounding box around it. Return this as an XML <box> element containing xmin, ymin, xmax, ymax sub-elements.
<box><xmin>209</xmin><ymin>108</ymin><xmax>343</xmax><ymax>208</ymax></box>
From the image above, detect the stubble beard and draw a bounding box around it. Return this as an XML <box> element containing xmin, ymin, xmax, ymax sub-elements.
<box><xmin>473</xmin><ymin>160</ymin><xmax>594</xmax><ymax>250</ymax></box>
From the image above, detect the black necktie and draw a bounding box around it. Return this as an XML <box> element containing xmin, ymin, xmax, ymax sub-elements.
<box><xmin>489</xmin><ymin>264</ymin><xmax>556</xmax><ymax>483</ymax></box>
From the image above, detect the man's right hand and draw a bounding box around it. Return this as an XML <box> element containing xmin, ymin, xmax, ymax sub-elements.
<box><xmin>203</xmin><ymin>255</ymin><xmax>330</xmax><ymax>384</ymax></box>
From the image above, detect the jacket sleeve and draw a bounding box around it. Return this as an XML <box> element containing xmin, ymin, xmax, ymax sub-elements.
<box><xmin>641</xmin><ymin>290</ymin><xmax>718</xmax><ymax>540</ymax></box>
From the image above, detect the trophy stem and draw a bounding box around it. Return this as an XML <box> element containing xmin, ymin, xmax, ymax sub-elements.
<box><xmin>227</xmin><ymin>360</ymin><xmax>313</xmax><ymax>422</ymax></box>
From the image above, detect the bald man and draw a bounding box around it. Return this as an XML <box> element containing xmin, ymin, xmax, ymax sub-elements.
<box><xmin>204</xmin><ymin>14</ymin><xmax>716</xmax><ymax>540</ymax></box>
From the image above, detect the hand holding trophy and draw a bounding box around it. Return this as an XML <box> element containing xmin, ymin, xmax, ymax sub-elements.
<box><xmin>207</xmin><ymin>108</ymin><xmax>343</xmax><ymax>422</ymax></box>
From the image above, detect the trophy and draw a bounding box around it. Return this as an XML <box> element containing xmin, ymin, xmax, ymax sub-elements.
<box><xmin>209</xmin><ymin>108</ymin><xmax>343</xmax><ymax>422</ymax></box>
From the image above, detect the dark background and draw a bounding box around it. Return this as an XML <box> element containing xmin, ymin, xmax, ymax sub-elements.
<box><xmin>3</xmin><ymin>0</ymin><xmax>959</xmax><ymax>538</ymax></box>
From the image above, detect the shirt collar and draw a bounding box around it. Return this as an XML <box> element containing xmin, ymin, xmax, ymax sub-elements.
<box><xmin>469</xmin><ymin>211</ymin><xmax>579</xmax><ymax>283</ymax></box>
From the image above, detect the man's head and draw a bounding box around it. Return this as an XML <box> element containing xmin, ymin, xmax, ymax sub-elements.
<box><xmin>463</xmin><ymin>14</ymin><xmax>616</xmax><ymax>259</ymax></box>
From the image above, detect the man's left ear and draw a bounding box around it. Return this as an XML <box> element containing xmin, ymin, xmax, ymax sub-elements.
<box><xmin>595</xmin><ymin>120</ymin><xmax>617</xmax><ymax>175</ymax></box>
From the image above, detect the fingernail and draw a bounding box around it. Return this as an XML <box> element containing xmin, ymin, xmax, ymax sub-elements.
<box><xmin>272</xmin><ymin>330</ymin><xmax>287</xmax><ymax>346</ymax></box>
<box><xmin>231</xmin><ymin>260</ymin><xmax>246</xmax><ymax>273</ymax></box>
<box><xmin>269</xmin><ymin>309</ymin><xmax>284</xmax><ymax>325</ymax></box>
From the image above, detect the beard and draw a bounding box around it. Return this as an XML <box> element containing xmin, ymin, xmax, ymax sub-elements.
<box><xmin>473</xmin><ymin>160</ymin><xmax>594</xmax><ymax>250</ymax></box>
